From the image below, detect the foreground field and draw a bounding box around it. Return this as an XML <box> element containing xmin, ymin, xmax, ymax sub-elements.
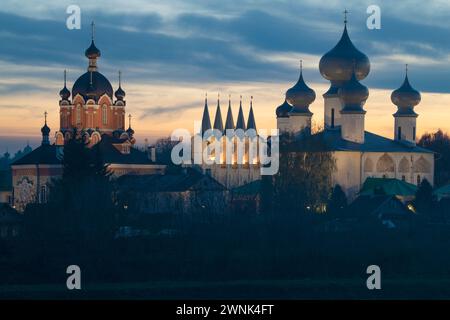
<box><xmin>1</xmin><ymin>277</ymin><xmax>450</xmax><ymax>299</ymax></box>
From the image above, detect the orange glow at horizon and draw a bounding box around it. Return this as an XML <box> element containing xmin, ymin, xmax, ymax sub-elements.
<box><xmin>0</xmin><ymin>81</ymin><xmax>449</xmax><ymax>147</ymax></box>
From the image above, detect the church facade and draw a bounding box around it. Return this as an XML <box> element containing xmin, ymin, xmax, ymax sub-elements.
<box><xmin>198</xmin><ymin>19</ymin><xmax>434</xmax><ymax>200</ymax></box>
<box><xmin>11</xmin><ymin>28</ymin><xmax>165</xmax><ymax>212</ymax></box>
<box><xmin>275</xmin><ymin>20</ymin><xmax>434</xmax><ymax>200</ymax></box>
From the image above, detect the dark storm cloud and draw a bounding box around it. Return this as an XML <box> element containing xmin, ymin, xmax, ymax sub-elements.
<box><xmin>0</xmin><ymin>5</ymin><xmax>450</xmax><ymax>93</ymax></box>
<box><xmin>138</xmin><ymin>102</ymin><xmax>200</xmax><ymax>119</ymax></box>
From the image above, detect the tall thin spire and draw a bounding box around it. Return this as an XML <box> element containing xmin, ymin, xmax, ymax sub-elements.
<box><xmin>41</xmin><ymin>111</ymin><xmax>50</xmax><ymax>145</ymax></box>
<box><xmin>201</xmin><ymin>93</ymin><xmax>211</xmax><ymax>134</ymax></box>
<box><xmin>213</xmin><ymin>93</ymin><xmax>224</xmax><ymax>132</ymax></box>
<box><xmin>343</xmin><ymin>9</ymin><xmax>348</xmax><ymax>25</ymax></box>
<box><xmin>225</xmin><ymin>94</ymin><xmax>234</xmax><ymax>130</ymax></box>
<box><xmin>128</xmin><ymin>114</ymin><xmax>132</xmax><ymax>128</ymax></box>
<box><xmin>236</xmin><ymin>95</ymin><xmax>246</xmax><ymax>130</ymax></box>
<box><xmin>119</xmin><ymin>70</ymin><xmax>122</xmax><ymax>87</ymax></box>
<box><xmin>91</xmin><ymin>21</ymin><xmax>95</xmax><ymax>41</ymax></box>
<box><xmin>247</xmin><ymin>95</ymin><xmax>256</xmax><ymax>130</ymax></box>
<box><xmin>64</xmin><ymin>69</ymin><xmax>67</xmax><ymax>87</ymax></box>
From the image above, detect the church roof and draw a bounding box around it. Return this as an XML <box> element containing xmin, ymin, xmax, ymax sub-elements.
<box><xmin>116</xmin><ymin>168</ymin><xmax>225</xmax><ymax>192</ymax></box>
<box><xmin>359</xmin><ymin>177</ymin><xmax>418</xmax><ymax>196</ymax></box>
<box><xmin>11</xmin><ymin>145</ymin><xmax>61</xmax><ymax>166</ymax></box>
<box><xmin>95</xmin><ymin>135</ymin><xmax>158</xmax><ymax>165</ymax></box>
<box><xmin>12</xmin><ymin>136</ymin><xmax>161</xmax><ymax>166</ymax></box>
<box><xmin>286</xmin><ymin>128</ymin><xmax>433</xmax><ymax>153</ymax></box>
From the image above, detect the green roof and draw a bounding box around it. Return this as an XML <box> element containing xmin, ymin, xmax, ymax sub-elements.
<box><xmin>360</xmin><ymin>177</ymin><xmax>417</xmax><ymax>196</ymax></box>
<box><xmin>434</xmin><ymin>184</ymin><xmax>450</xmax><ymax>200</ymax></box>
<box><xmin>232</xmin><ymin>180</ymin><xmax>262</xmax><ymax>195</ymax></box>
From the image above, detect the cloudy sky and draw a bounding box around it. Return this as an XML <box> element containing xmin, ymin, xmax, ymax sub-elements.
<box><xmin>1</xmin><ymin>0</ymin><xmax>450</xmax><ymax>153</ymax></box>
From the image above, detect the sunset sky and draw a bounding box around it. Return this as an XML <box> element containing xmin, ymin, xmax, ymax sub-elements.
<box><xmin>1</xmin><ymin>0</ymin><xmax>450</xmax><ymax>153</ymax></box>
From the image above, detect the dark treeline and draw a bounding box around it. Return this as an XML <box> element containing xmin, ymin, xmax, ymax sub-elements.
<box><xmin>1</xmin><ymin>131</ymin><xmax>450</xmax><ymax>296</ymax></box>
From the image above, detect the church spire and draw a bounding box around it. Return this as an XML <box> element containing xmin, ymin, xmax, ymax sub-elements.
<box><xmin>85</xmin><ymin>21</ymin><xmax>101</xmax><ymax>72</ymax></box>
<box><xmin>213</xmin><ymin>93</ymin><xmax>224</xmax><ymax>132</ymax></box>
<box><xmin>224</xmin><ymin>94</ymin><xmax>235</xmax><ymax>131</ymax></box>
<box><xmin>41</xmin><ymin>111</ymin><xmax>50</xmax><ymax>145</ymax></box>
<box><xmin>201</xmin><ymin>93</ymin><xmax>212</xmax><ymax>135</ymax></box>
<box><xmin>126</xmin><ymin>113</ymin><xmax>134</xmax><ymax>137</ymax></box>
<box><xmin>247</xmin><ymin>96</ymin><xmax>256</xmax><ymax>130</ymax></box>
<box><xmin>59</xmin><ymin>69</ymin><xmax>70</xmax><ymax>100</ymax></box>
<box><xmin>236</xmin><ymin>95</ymin><xmax>246</xmax><ymax>130</ymax></box>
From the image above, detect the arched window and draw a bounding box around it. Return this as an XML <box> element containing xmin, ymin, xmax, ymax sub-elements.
<box><xmin>397</xmin><ymin>126</ymin><xmax>402</xmax><ymax>140</ymax></box>
<box><xmin>417</xmin><ymin>175</ymin><xmax>421</xmax><ymax>185</ymax></box>
<box><xmin>398</xmin><ymin>157</ymin><xmax>410</xmax><ymax>173</ymax></box>
<box><xmin>402</xmin><ymin>175</ymin><xmax>406</xmax><ymax>181</ymax></box>
<box><xmin>413</xmin><ymin>127</ymin><xmax>416</xmax><ymax>141</ymax></box>
<box><xmin>376</xmin><ymin>153</ymin><xmax>395</xmax><ymax>173</ymax></box>
<box><xmin>76</xmin><ymin>105</ymin><xmax>81</xmax><ymax>125</ymax></box>
<box><xmin>102</xmin><ymin>105</ymin><xmax>108</xmax><ymax>125</ymax></box>
<box><xmin>118</xmin><ymin>113</ymin><xmax>123</xmax><ymax>129</ymax></box>
<box><xmin>364</xmin><ymin>157</ymin><xmax>374</xmax><ymax>172</ymax></box>
<box><xmin>331</xmin><ymin>108</ymin><xmax>335</xmax><ymax>128</ymax></box>
<box><xmin>39</xmin><ymin>185</ymin><xmax>47</xmax><ymax>204</ymax></box>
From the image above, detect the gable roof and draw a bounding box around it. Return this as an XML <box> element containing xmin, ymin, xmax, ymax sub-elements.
<box><xmin>287</xmin><ymin>128</ymin><xmax>433</xmax><ymax>154</ymax></box>
<box><xmin>360</xmin><ymin>177</ymin><xmax>418</xmax><ymax>196</ymax></box>
<box><xmin>232</xmin><ymin>180</ymin><xmax>262</xmax><ymax>195</ymax></box>
<box><xmin>96</xmin><ymin>135</ymin><xmax>158</xmax><ymax>165</ymax></box>
<box><xmin>12</xmin><ymin>135</ymin><xmax>160</xmax><ymax>167</ymax></box>
<box><xmin>117</xmin><ymin>168</ymin><xmax>225</xmax><ymax>192</ymax></box>
<box><xmin>348</xmin><ymin>195</ymin><xmax>412</xmax><ymax>219</ymax></box>
<box><xmin>11</xmin><ymin>144</ymin><xmax>61</xmax><ymax>166</ymax></box>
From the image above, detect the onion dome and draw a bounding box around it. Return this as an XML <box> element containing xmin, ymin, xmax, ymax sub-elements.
<box><xmin>59</xmin><ymin>70</ymin><xmax>70</xmax><ymax>100</ymax></box>
<box><xmin>41</xmin><ymin>122</ymin><xmax>50</xmax><ymax>136</ymax></box>
<box><xmin>72</xmin><ymin>71</ymin><xmax>113</xmax><ymax>100</ymax></box>
<box><xmin>85</xmin><ymin>40</ymin><xmax>101</xmax><ymax>59</ymax></box>
<box><xmin>338</xmin><ymin>66</ymin><xmax>369</xmax><ymax>113</ymax></box>
<box><xmin>126</xmin><ymin>114</ymin><xmax>134</xmax><ymax>136</ymax></box>
<box><xmin>41</xmin><ymin>112</ymin><xmax>50</xmax><ymax>145</ymax></box>
<box><xmin>391</xmin><ymin>66</ymin><xmax>421</xmax><ymax>116</ymax></box>
<box><xmin>319</xmin><ymin>22</ymin><xmax>370</xmax><ymax>89</ymax></box>
<box><xmin>115</xmin><ymin>86</ymin><xmax>125</xmax><ymax>100</ymax></box>
<box><xmin>276</xmin><ymin>99</ymin><xmax>293</xmax><ymax>118</ymax></box>
<box><xmin>235</xmin><ymin>96</ymin><xmax>246</xmax><ymax>130</ymax></box>
<box><xmin>247</xmin><ymin>96</ymin><xmax>256</xmax><ymax>130</ymax></box>
<box><xmin>286</xmin><ymin>61</ymin><xmax>315</xmax><ymax>113</ymax></box>
<box><xmin>115</xmin><ymin>71</ymin><xmax>126</xmax><ymax>101</ymax></box>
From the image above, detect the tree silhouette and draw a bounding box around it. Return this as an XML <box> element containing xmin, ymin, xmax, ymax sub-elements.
<box><xmin>327</xmin><ymin>184</ymin><xmax>348</xmax><ymax>216</ymax></box>
<box><xmin>414</xmin><ymin>178</ymin><xmax>434</xmax><ymax>215</ymax></box>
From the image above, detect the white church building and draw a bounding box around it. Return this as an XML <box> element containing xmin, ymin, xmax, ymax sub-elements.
<box><xmin>275</xmin><ymin>20</ymin><xmax>434</xmax><ymax>199</ymax></box>
<box><xmin>199</xmin><ymin>19</ymin><xmax>434</xmax><ymax>200</ymax></box>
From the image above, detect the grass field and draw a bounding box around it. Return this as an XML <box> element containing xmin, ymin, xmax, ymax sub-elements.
<box><xmin>1</xmin><ymin>277</ymin><xmax>450</xmax><ymax>299</ymax></box>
